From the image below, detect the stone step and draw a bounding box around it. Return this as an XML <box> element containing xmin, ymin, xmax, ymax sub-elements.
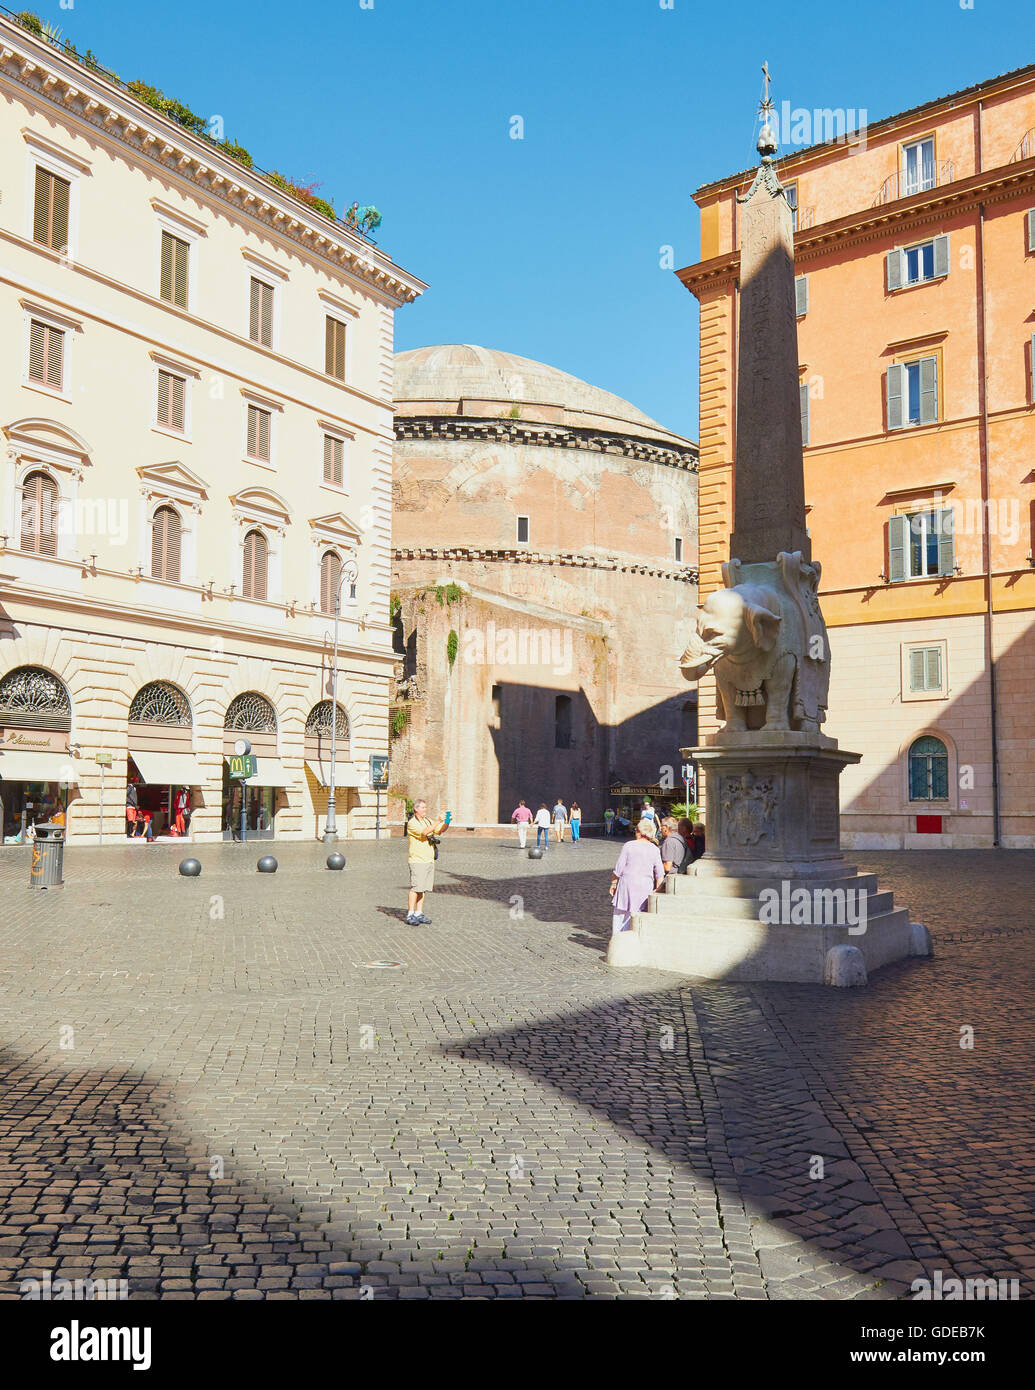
<box><xmin>649</xmin><ymin>886</ymin><xmax>895</xmax><ymax>923</ymax></box>
<box><xmin>666</xmin><ymin>870</ymin><xmax>879</xmax><ymax>899</ymax></box>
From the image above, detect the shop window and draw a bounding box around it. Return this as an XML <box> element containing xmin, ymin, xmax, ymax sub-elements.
<box><xmin>242</xmin><ymin>528</ymin><xmax>268</xmax><ymax>600</ymax></box>
<box><xmin>151</xmin><ymin>506</ymin><xmax>182</xmax><ymax>583</ymax></box>
<box><xmin>20</xmin><ymin>470</ymin><xmax>59</xmax><ymax>556</ymax></box>
<box><xmin>908</xmin><ymin>735</ymin><xmax>949</xmax><ymax>801</ymax></box>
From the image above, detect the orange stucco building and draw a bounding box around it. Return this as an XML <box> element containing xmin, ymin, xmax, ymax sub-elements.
<box><xmin>680</xmin><ymin>64</ymin><xmax>1035</xmax><ymax>848</ymax></box>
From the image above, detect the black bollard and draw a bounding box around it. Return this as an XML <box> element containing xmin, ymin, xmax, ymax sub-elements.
<box><xmin>257</xmin><ymin>855</ymin><xmax>278</xmax><ymax>873</ymax></box>
<box><xmin>326</xmin><ymin>853</ymin><xmax>346</xmax><ymax>871</ymax></box>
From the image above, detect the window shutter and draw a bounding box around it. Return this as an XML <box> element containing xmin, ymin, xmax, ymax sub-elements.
<box><xmin>932</xmin><ymin>234</ymin><xmax>949</xmax><ymax>278</ymax></box>
<box><xmin>151</xmin><ymin>506</ymin><xmax>181</xmax><ymax>582</ymax></box>
<box><xmin>260</xmin><ymin>283</ymin><xmax>273</xmax><ymax>346</ymax></box>
<box><xmin>936</xmin><ymin>508</ymin><xmax>955</xmax><ymax>576</ymax></box>
<box><xmin>919</xmin><ymin>355</ymin><xmax>939</xmax><ymax>425</ymax></box>
<box><xmin>888</xmin><ymin>514</ymin><xmax>908</xmax><ymax>582</ymax></box>
<box><xmin>171</xmin><ymin>374</ymin><xmax>185</xmax><ymax>431</ymax></box>
<box><xmin>325</xmin><ymin>317</ymin><xmax>346</xmax><ymax>379</ymax></box>
<box><xmin>886</xmin><ymin>248</ymin><xmax>904</xmax><ymax>291</ymax></box>
<box><xmin>46</xmin><ymin>326</ymin><xmax>63</xmax><ymax>389</ymax></box>
<box><xmin>1031</xmin><ymin>334</ymin><xmax>1035</xmax><ymax>400</ymax></box>
<box><xmin>246</xmin><ymin>405</ymin><xmax>270</xmax><ymax>459</ymax></box>
<box><xmin>258</xmin><ymin>410</ymin><xmax>270</xmax><ymax>460</ymax></box>
<box><xmin>886</xmin><ymin>363</ymin><xmax>905</xmax><ymax>430</ymax></box>
<box><xmin>795</xmin><ymin>275</ymin><xmax>809</xmax><ymax>316</ymax></box>
<box><xmin>1028</xmin><ymin>209</ymin><xmax>1035</xmax><ymax>254</ymax></box>
<box><xmin>249</xmin><ymin>278</ymin><xmax>261</xmax><ymax>342</ymax></box>
<box><xmin>33</xmin><ymin>166</ymin><xmax>51</xmax><ymax>245</ymax></box>
<box><xmin>174</xmin><ymin>236</ymin><xmax>189</xmax><ymax>307</ymax></box>
<box><xmin>799</xmin><ymin>382</ymin><xmax>810</xmax><ymax>446</ymax></box>
<box><xmin>246</xmin><ymin>405</ymin><xmax>257</xmax><ymax>457</ymax></box>
<box><xmin>161</xmin><ymin>232</ymin><xmax>189</xmax><ymax>307</ymax></box>
<box><xmin>51</xmin><ymin>175</ymin><xmax>70</xmax><ymax>251</ymax></box>
<box><xmin>242</xmin><ymin>530</ymin><xmax>268</xmax><ymax>600</ymax></box>
<box><xmin>925</xmin><ymin>647</ymin><xmax>942</xmax><ymax>691</ymax></box>
<box><xmin>157</xmin><ymin>371</ymin><xmax>171</xmax><ymax>426</ymax></box>
<box><xmin>21</xmin><ymin>472</ymin><xmax>58</xmax><ymax>556</ymax></box>
<box><xmin>28</xmin><ymin>320</ymin><xmax>47</xmax><ymax>382</ymax></box>
<box><xmin>323</xmin><ymin>435</ymin><xmax>343</xmax><ymax>486</ymax></box>
<box><xmin>320</xmin><ymin>551</ymin><xmax>340</xmax><ymax>614</ymax></box>
<box><xmin>33</xmin><ymin>168</ymin><xmax>70</xmax><ymax>250</ymax></box>
<box><xmin>909</xmin><ymin>648</ymin><xmax>926</xmax><ymax>691</ymax></box>
<box><xmin>160</xmin><ymin>232</ymin><xmax>174</xmax><ymax>301</ymax></box>
<box><xmin>250</xmin><ymin>279</ymin><xmax>273</xmax><ymax>346</ymax></box>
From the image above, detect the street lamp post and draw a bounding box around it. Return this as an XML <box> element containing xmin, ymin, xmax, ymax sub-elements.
<box><xmin>323</xmin><ymin>557</ymin><xmax>359</xmax><ymax>843</ymax></box>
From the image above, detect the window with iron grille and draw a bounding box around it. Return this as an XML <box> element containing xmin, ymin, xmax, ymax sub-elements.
<box><xmin>908</xmin><ymin>735</ymin><xmax>949</xmax><ymax>801</ymax></box>
<box><xmin>325</xmin><ymin>316</ymin><xmax>346</xmax><ymax>380</ymax></box>
<box><xmin>246</xmin><ymin>404</ymin><xmax>271</xmax><ymax>461</ymax></box>
<box><xmin>160</xmin><ymin>230</ymin><xmax>190</xmax><ymax>308</ymax></box>
<box><xmin>33</xmin><ymin>167</ymin><xmax>70</xmax><ymax>251</ymax></box>
<box><xmin>305</xmin><ymin>700</ymin><xmax>349</xmax><ymax>738</ymax></box>
<box><xmin>323</xmin><ymin>434</ymin><xmax>345</xmax><ymax>486</ymax></box>
<box><xmin>0</xmin><ymin>665</ymin><xmax>71</xmax><ymax>730</ymax></box>
<box><xmin>28</xmin><ymin>319</ymin><xmax>64</xmax><ymax>390</ymax></box>
<box><xmin>20</xmin><ymin>471</ymin><xmax>58</xmax><ymax>556</ymax></box>
<box><xmin>249</xmin><ymin>278</ymin><xmax>274</xmax><ymax>347</ymax></box>
<box><xmin>224</xmin><ymin>692</ymin><xmax>277</xmax><ymax>732</ymax></box>
<box><xmin>242</xmin><ymin>528</ymin><xmax>268</xmax><ymax>600</ymax></box>
<box><xmin>129</xmin><ymin>681</ymin><xmax>191</xmax><ymax>726</ymax></box>
<box><xmin>156</xmin><ymin>369</ymin><xmax>186</xmax><ymax>432</ymax></box>
<box><xmin>320</xmin><ymin>550</ymin><xmax>342</xmax><ymax>614</ymax></box>
<box><xmin>151</xmin><ymin>505</ymin><xmax>182</xmax><ymax>582</ymax></box>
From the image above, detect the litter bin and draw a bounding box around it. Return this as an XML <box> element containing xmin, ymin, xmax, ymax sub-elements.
<box><xmin>29</xmin><ymin>823</ymin><xmax>65</xmax><ymax>889</ymax></box>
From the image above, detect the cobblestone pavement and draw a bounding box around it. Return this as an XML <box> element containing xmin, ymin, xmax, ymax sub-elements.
<box><xmin>0</xmin><ymin>837</ymin><xmax>1031</xmax><ymax>1300</ymax></box>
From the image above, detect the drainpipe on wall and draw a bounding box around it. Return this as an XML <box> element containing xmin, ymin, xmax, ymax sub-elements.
<box><xmin>974</xmin><ymin>102</ymin><xmax>1002</xmax><ymax>845</ymax></box>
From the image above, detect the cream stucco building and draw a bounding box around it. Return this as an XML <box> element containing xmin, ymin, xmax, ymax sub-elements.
<box><xmin>0</xmin><ymin>14</ymin><xmax>425</xmax><ymax>844</ymax></box>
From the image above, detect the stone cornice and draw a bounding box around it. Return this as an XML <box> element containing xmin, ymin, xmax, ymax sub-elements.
<box><xmin>393</xmin><ymin>415</ymin><xmax>699</xmax><ymax>470</ymax></box>
<box><xmin>0</xmin><ymin>17</ymin><xmax>426</xmax><ymax>308</ymax></box>
<box><xmin>678</xmin><ymin>157</ymin><xmax>1035</xmax><ymax>293</ymax></box>
<box><xmin>392</xmin><ymin>546</ymin><xmax>699</xmax><ymax>584</ymax></box>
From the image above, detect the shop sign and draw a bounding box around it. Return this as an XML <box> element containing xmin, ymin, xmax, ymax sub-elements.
<box><xmin>95</xmin><ymin>751</ymin><xmax>113</xmax><ymax>767</ymax></box>
<box><xmin>0</xmin><ymin>728</ymin><xmax>67</xmax><ymax>751</ymax></box>
<box><xmin>228</xmin><ymin>753</ymin><xmax>257</xmax><ymax>780</ymax></box>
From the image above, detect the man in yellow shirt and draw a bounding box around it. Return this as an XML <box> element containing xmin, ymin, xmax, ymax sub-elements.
<box><xmin>406</xmin><ymin>798</ymin><xmax>448</xmax><ymax>925</ymax></box>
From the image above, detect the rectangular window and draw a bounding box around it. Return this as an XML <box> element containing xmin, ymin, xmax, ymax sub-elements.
<box><xmin>27</xmin><ymin>319</ymin><xmax>64</xmax><ymax>390</ymax></box>
<box><xmin>325</xmin><ymin>316</ymin><xmax>347</xmax><ymax>380</ymax></box>
<box><xmin>799</xmin><ymin>381</ymin><xmax>810</xmax><ymax>445</ymax></box>
<box><xmin>156</xmin><ymin>370</ymin><xmax>186</xmax><ymax>432</ymax></box>
<box><xmin>888</xmin><ymin>510</ymin><xmax>954</xmax><ymax>582</ymax></box>
<box><xmin>902</xmin><ymin>137</ymin><xmax>935</xmax><ymax>196</ymax></box>
<box><xmin>887</xmin><ymin>355</ymin><xmax>938</xmax><ymax>430</ymax></box>
<box><xmin>674</xmin><ymin>536</ymin><xmax>683</xmax><ymax>563</ymax></box>
<box><xmin>33</xmin><ymin>166</ymin><xmax>70</xmax><ymax>250</ymax></box>
<box><xmin>888</xmin><ymin>235</ymin><xmax>948</xmax><ymax>289</ymax></box>
<box><xmin>160</xmin><ymin>230</ymin><xmax>190</xmax><ymax>308</ymax></box>
<box><xmin>785</xmin><ymin>182</ymin><xmax>798</xmax><ymax>233</ymax></box>
<box><xmin>908</xmin><ymin>646</ymin><xmax>943</xmax><ymax>692</ymax></box>
<box><xmin>323</xmin><ymin>434</ymin><xmax>345</xmax><ymax>487</ymax></box>
<box><xmin>794</xmin><ymin>274</ymin><xmax>809</xmax><ymax>316</ymax></box>
<box><xmin>249</xmin><ymin>277</ymin><xmax>274</xmax><ymax>347</ymax></box>
<box><xmin>247</xmin><ymin>404</ymin><xmax>271</xmax><ymax>461</ymax></box>
<box><xmin>1028</xmin><ymin>209</ymin><xmax>1035</xmax><ymax>254</ymax></box>
<box><xmin>516</xmin><ymin>515</ymin><xmax>530</xmax><ymax>545</ymax></box>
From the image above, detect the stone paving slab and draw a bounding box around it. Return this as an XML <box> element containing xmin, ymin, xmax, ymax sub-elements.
<box><xmin>0</xmin><ymin>839</ymin><xmax>1031</xmax><ymax>1300</ymax></box>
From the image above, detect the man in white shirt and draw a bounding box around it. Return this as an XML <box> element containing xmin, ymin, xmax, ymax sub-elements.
<box><xmin>552</xmin><ymin>799</ymin><xmax>567</xmax><ymax>843</ymax></box>
<box><xmin>533</xmin><ymin>803</ymin><xmax>552</xmax><ymax>851</ymax></box>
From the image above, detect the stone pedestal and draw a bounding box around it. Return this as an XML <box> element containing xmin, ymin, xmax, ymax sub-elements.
<box><xmin>607</xmin><ymin>736</ymin><xmax>931</xmax><ymax>985</ymax></box>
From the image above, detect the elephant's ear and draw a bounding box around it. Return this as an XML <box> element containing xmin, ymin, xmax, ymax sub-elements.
<box><xmin>746</xmin><ymin>604</ymin><xmax>782</xmax><ymax>653</ymax></box>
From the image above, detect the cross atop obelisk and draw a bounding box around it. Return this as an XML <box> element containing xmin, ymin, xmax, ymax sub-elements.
<box><xmin>730</xmin><ymin>63</ymin><xmax>811</xmax><ymax>564</ymax></box>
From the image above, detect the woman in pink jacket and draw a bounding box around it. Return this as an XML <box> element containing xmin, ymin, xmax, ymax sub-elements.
<box><xmin>609</xmin><ymin>818</ymin><xmax>665</xmax><ymax>935</ymax></box>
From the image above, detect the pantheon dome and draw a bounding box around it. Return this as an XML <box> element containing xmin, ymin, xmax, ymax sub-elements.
<box><xmin>390</xmin><ymin>344</ymin><xmax>699</xmax><ymax>827</ymax></box>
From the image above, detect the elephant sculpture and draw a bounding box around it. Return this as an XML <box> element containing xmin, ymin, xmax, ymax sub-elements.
<box><xmin>680</xmin><ymin>552</ymin><xmax>829</xmax><ymax>734</ymax></box>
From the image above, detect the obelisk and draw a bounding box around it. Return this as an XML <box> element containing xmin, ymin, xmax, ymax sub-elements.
<box><xmin>731</xmin><ymin>66</ymin><xmax>811</xmax><ymax>564</ymax></box>
<box><xmin>607</xmin><ymin>65</ymin><xmax>932</xmax><ymax>985</ymax></box>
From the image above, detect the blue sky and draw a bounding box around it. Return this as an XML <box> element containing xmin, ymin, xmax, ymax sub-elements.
<box><xmin>28</xmin><ymin>0</ymin><xmax>1032</xmax><ymax>438</ymax></box>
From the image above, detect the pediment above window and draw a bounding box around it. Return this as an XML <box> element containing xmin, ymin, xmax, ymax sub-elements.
<box><xmin>137</xmin><ymin>460</ymin><xmax>209</xmax><ymax>505</ymax></box>
<box><xmin>309</xmin><ymin>511</ymin><xmax>363</xmax><ymax>547</ymax></box>
<box><xmin>5</xmin><ymin>417</ymin><xmax>92</xmax><ymax>476</ymax></box>
<box><xmin>230</xmin><ymin>486</ymin><xmax>292</xmax><ymax>531</ymax></box>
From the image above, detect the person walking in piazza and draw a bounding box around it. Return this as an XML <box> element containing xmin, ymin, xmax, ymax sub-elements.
<box><xmin>552</xmin><ymin>796</ymin><xmax>567</xmax><ymax>843</ymax></box>
<box><xmin>568</xmin><ymin>800</ymin><xmax>582</xmax><ymax>843</ymax></box>
<box><xmin>659</xmin><ymin>816</ymin><xmax>686</xmax><ymax>874</ymax></box>
<box><xmin>511</xmin><ymin>799</ymin><xmax>533</xmax><ymax>848</ymax></box>
<box><xmin>603</xmin><ymin>806</ymin><xmax>615</xmax><ymax>837</ymax></box>
<box><xmin>639</xmin><ymin>797</ymin><xmax>658</xmax><ymax>836</ymax></box>
<box><xmin>609</xmin><ymin>818</ymin><xmax>666</xmax><ymax>935</ymax></box>
<box><xmin>533</xmin><ymin>802</ymin><xmax>552</xmax><ymax>850</ymax></box>
<box><xmin>405</xmin><ymin>798</ymin><xmax>449</xmax><ymax>926</ymax></box>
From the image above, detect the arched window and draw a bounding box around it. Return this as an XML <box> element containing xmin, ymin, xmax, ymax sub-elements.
<box><xmin>242</xmin><ymin>529</ymin><xmax>268</xmax><ymax>600</ymax></box>
<box><xmin>20</xmin><ymin>470</ymin><xmax>58</xmax><ymax>556</ymax></box>
<box><xmin>129</xmin><ymin>681</ymin><xmax>191</xmax><ymax>726</ymax></box>
<box><xmin>305</xmin><ymin>701</ymin><xmax>349</xmax><ymax>739</ymax></box>
<box><xmin>151</xmin><ymin>506</ymin><xmax>182</xmax><ymax>582</ymax></box>
<box><xmin>555</xmin><ymin>694</ymin><xmax>573</xmax><ymax>750</ymax></box>
<box><xmin>908</xmin><ymin>736</ymin><xmax>949</xmax><ymax>801</ymax></box>
<box><xmin>320</xmin><ymin>550</ymin><xmax>341</xmax><ymax>615</ymax></box>
<box><xmin>225</xmin><ymin>692</ymin><xmax>277</xmax><ymax>733</ymax></box>
<box><xmin>0</xmin><ymin>665</ymin><xmax>71</xmax><ymax>730</ymax></box>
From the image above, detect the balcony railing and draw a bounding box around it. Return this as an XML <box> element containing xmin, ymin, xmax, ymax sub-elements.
<box><xmin>793</xmin><ymin>205</ymin><xmax>816</xmax><ymax>231</ymax></box>
<box><xmin>1011</xmin><ymin>128</ymin><xmax>1035</xmax><ymax>163</ymax></box>
<box><xmin>872</xmin><ymin>161</ymin><xmax>957</xmax><ymax>206</ymax></box>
